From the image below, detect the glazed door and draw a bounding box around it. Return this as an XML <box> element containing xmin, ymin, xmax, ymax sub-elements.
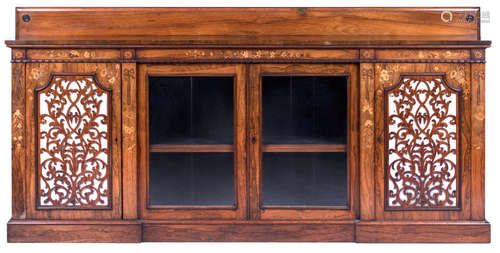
<box><xmin>248</xmin><ymin>64</ymin><xmax>358</xmax><ymax>220</ymax></box>
<box><xmin>25</xmin><ymin>63</ymin><xmax>122</xmax><ymax>219</ymax></box>
<box><xmin>138</xmin><ymin>64</ymin><xmax>247</xmax><ymax>219</ymax></box>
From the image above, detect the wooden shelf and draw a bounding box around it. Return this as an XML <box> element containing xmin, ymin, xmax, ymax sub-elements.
<box><xmin>262</xmin><ymin>144</ymin><xmax>346</xmax><ymax>152</ymax></box>
<box><xmin>150</xmin><ymin>144</ymin><xmax>233</xmax><ymax>153</ymax></box>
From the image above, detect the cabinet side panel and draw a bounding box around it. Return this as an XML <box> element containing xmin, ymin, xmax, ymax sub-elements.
<box><xmin>12</xmin><ymin>59</ymin><xmax>26</xmax><ymax>219</ymax></box>
<box><xmin>471</xmin><ymin>63</ymin><xmax>485</xmax><ymax>220</ymax></box>
<box><xmin>359</xmin><ymin>62</ymin><xmax>375</xmax><ymax>220</ymax></box>
<box><xmin>122</xmin><ymin>58</ymin><xmax>138</xmax><ymax>219</ymax></box>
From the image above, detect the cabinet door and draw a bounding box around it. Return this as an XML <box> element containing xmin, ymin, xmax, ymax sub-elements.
<box><xmin>373</xmin><ymin>63</ymin><xmax>471</xmax><ymax>220</ymax></box>
<box><xmin>138</xmin><ymin>64</ymin><xmax>247</xmax><ymax>220</ymax></box>
<box><xmin>249</xmin><ymin>64</ymin><xmax>358</xmax><ymax>220</ymax></box>
<box><xmin>25</xmin><ymin>63</ymin><xmax>122</xmax><ymax>219</ymax></box>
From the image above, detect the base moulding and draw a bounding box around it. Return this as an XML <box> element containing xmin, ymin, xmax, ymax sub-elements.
<box><xmin>7</xmin><ymin>219</ymin><xmax>142</xmax><ymax>243</ymax></box>
<box><xmin>355</xmin><ymin>221</ymin><xmax>490</xmax><ymax>243</ymax></box>
<box><xmin>7</xmin><ymin>219</ymin><xmax>490</xmax><ymax>243</ymax></box>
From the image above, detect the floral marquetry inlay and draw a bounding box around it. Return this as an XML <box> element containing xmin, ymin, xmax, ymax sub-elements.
<box><xmin>385</xmin><ymin>75</ymin><xmax>461</xmax><ymax>209</ymax></box>
<box><xmin>184</xmin><ymin>49</ymin><xmax>306</xmax><ymax>59</ymax></box>
<box><xmin>12</xmin><ymin>109</ymin><xmax>24</xmax><ymax>148</ymax></box>
<box><xmin>36</xmin><ymin>74</ymin><xmax>112</xmax><ymax>209</ymax></box>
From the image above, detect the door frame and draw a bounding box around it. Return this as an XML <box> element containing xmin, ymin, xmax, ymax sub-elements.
<box><xmin>137</xmin><ymin>64</ymin><xmax>248</xmax><ymax>220</ymax></box>
<box><xmin>248</xmin><ymin>63</ymin><xmax>359</xmax><ymax>220</ymax></box>
<box><xmin>25</xmin><ymin>63</ymin><xmax>123</xmax><ymax>220</ymax></box>
<box><xmin>373</xmin><ymin>63</ymin><xmax>471</xmax><ymax>221</ymax></box>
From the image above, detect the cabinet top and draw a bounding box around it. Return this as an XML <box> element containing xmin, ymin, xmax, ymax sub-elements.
<box><xmin>6</xmin><ymin>7</ymin><xmax>490</xmax><ymax>48</ymax></box>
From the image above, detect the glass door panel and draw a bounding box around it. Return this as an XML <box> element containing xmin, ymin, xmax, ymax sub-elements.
<box><xmin>149</xmin><ymin>77</ymin><xmax>234</xmax><ymax>145</ymax></box>
<box><xmin>139</xmin><ymin>64</ymin><xmax>247</xmax><ymax>220</ymax></box>
<box><xmin>261</xmin><ymin>76</ymin><xmax>348</xmax><ymax>207</ymax></box>
<box><xmin>249</xmin><ymin>64</ymin><xmax>358</xmax><ymax>220</ymax></box>
<box><xmin>262</xmin><ymin>76</ymin><xmax>347</xmax><ymax>145</ymax></box>
<box><xmin>149</xmin><ymin>152</ymin><xmax>234</xmax><ymax>206</ymax></box>
<box><xmin>262</xmin><ymin>152</ymin><xmax>347</xmax><ymax>207</ymax></box>
<box><xmin>148</xmin><ymin>76</ymin><xmax>234</xmax><ymax>206</ymax></box>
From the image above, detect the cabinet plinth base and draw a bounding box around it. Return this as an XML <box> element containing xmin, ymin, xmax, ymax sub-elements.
<box><xmin>7</xmin><ymin>219</ymin><xmax>142</xmax><ymax>243</ymax></box>
<box><xmin>142</xmin><ymin>220</ymin><xmax>355</xmax><ymax>242</ymax></box>
<box><xmin>356</xmin><ymin>221</ymin><xmax>491</xmax><ymax>243</ymax></box>
<box><xmin>7</xmin><ymin>220</ymin><xmax>491</xmax><ymax>243</ymax></box>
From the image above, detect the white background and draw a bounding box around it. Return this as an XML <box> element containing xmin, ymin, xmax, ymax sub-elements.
<box><xmin>0</xmin><ymin>0</ymin><xmax>498</xmax><ymax>252</ymax></box>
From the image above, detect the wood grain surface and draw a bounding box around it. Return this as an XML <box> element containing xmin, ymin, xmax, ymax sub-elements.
<box><xmin>15</xmin><ymin>8</ymin><xmax>480</xmax><ymax>42</ymax></box>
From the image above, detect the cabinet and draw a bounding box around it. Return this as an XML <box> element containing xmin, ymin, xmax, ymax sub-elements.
<box><xmin>6</xmin><ymin>7</ymin><xmax>490</xmax><ymax>243</ymax></box>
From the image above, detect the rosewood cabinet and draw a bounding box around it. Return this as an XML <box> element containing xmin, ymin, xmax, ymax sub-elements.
<box><xmin>6</xmin><ymin>7</ymin><xmax>491</xmax><ymax>243</ymax></box>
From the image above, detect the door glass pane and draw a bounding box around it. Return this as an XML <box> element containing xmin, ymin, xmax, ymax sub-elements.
<box><xmin>149</xmin><ymin>152</ymin><xmax>234</xmax><ymax>206</ymax></box>
<box><xmin>149</xmin><ymin>76</ymin><xmax>234</xmax><ymax>206</ymax></box>
<box><xmin>262</xmin><ymin>76</ymin><xmax>348</xmax><ymax>207</ymax></box>
<box><xmin>262</xmin><ymin>152</ymin><xmax>347</xmax><ymax>206</ymax></box>
<box><xmin>262</xmin><ymin>76</ymin><xmax>347</xmax><ymax>144</ymax></box>
<box><xmin>149</xmin><ymin>76</ymin><xmax>234</xmax><ymax>144</ymax></box>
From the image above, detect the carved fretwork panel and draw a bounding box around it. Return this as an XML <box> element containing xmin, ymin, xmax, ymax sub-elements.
<box><xmin>385</xmin><ymin>74</ymin><xmax>461</xmax><ymax>209</ymax></box>
<box><xmin>36</xmin><ymin>74</ymin><xmax>112</xmax><ymax>209</ymax></box>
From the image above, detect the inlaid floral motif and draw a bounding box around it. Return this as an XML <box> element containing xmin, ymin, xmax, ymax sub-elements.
<box><xmin>184</xmin><ymin>49</ymin><xmax>306</xmax><ymax>59</ymax></box>
<box><xmin>47</xmin><ymin>49</ymin><xmax>96</xmax><ymax>59</ymax></box>
<box><xmin>12</xmin><ymin>109</ymin><xmax>24</xmax><ymax>148</ymax></box>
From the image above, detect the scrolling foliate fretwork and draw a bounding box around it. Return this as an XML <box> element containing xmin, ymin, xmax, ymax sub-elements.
<box><xmin>36</xmin><ymin>74</ymin><xmax>112</xmax><ymax>209</ymax></box>
<box><xmin>385</xmin><ymin>74</ymin><xmax>461</xmax><ymax>209</ymax></box>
